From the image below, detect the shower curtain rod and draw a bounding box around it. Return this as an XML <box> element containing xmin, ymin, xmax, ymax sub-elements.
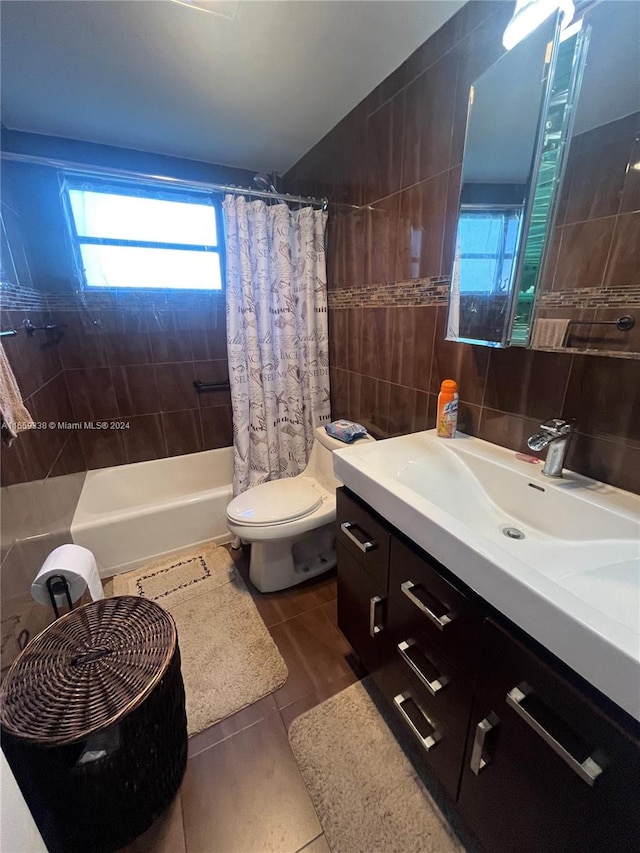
<box><xmin>0</xmin><ymin>151</ymin><xmax>329</xmax><ymax>210</ymax></box>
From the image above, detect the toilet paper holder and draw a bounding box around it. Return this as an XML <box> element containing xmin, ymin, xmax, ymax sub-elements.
<box><xmin>46</xmin><ymin>574</ymin><xmax>74</xmax><ymax>619</ymax></box>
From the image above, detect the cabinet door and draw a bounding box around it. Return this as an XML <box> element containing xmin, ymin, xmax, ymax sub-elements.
<box><xmin>459</xmin><ymin>620</ymin><xmax>640</xmax><ymax>853</ymax></box>
<box><xmin>336</xmin><ymin>542</ymin><xmax>389</xmax><ymax>678</ymax></box>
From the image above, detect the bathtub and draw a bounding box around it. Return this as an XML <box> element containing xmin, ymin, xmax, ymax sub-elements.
<box><xmin>71</xmin><ymin>447</ymin><xmax>234</xmax><ymax>576</ymax></box>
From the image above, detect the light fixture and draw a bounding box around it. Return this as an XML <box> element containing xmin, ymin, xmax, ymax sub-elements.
<box><xmin>502</xmin><ymin>0</ymin><xmax>575</xmax><ymax>50</ymax></box>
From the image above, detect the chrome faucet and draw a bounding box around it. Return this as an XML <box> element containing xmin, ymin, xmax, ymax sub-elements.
<box><xmin>527</xmin><ymin>419</ymin><xmax>575</xmax><ymax>478</ymax></box>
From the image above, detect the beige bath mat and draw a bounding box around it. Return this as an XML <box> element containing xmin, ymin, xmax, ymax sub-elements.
<box><xmin>112</xmin><ymin>542</ymin><xmax>288</xmax><ymax>736</ymax></box>
<box><xmin>289</xmin><ymin>679</ymin><xmax>465</xmax><ymax>853</ymax></box>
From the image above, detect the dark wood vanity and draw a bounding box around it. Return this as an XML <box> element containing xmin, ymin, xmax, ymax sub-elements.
<box><xmin>336</xmin><ymin>486</ymin><xmax>640</xmax><ymax>853</ymax></box>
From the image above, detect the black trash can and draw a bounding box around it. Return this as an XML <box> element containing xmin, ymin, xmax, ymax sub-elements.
<box><xmin>1</xmin><ymin>595</ymin><xmax>187</xmax><ymax>853</ymax></box>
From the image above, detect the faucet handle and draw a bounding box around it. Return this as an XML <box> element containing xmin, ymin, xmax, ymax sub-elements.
<box><xmin>539</xmin><ymin>418</ymin><xmax>574</xmax><ymax>436</ymax></box>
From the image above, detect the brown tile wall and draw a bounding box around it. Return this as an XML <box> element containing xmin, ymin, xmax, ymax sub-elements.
<box><xmin>1</xmin><ymin>293</ymin><xmax>233</xmax><ymax>486</ymax></box>
<box><xmin>0</xmin><ymin>134</ymin><xmax>250</xmax><ymax>486</ymax></box>
<box><xmin>537</xmin><ymin>111</ymin><xmax>640</xmax><ymax>354</ymax></box>
<box><xmin>284</xmin><ymin>0</ymin><xmax>640</xmax><ymax>494</ymax></box>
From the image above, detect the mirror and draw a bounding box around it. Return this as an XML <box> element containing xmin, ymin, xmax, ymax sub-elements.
<box><xmin>531</xmin><ymin>0</ymin><xmax>640</xmax><ymax>358</ymax></box>
<box><xmin>446</xmin><ymin>11</ymin><xmax>588</xmax><ymax>349</ymax></box>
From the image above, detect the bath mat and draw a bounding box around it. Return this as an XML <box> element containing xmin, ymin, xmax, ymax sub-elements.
<box><xmin>289</xmin><ymin>679</ymin><xmax>465</xmax><ymax>853</ymax></box>
<box><xmin>111</xmin><ymin>543</ymin><xmax>288</xmax><ymax>736</ymax></box>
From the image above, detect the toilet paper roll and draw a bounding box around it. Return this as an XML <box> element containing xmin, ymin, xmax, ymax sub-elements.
<box><xmin>31</xmin><ymin>544</ymin><xmax>104</xmax><ymax>607</ymax></box>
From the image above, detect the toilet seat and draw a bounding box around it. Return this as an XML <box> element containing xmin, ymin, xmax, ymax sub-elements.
<box><xmin>226</xmin><ymin>478</ymin><xmax>324</xmax><ymax>527</ymax></box>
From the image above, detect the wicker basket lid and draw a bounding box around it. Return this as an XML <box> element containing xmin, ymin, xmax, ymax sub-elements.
<box><xmin>0</xmin><ymin>596</ymin><xmax>177</xmax><ymax>745</ymax></box>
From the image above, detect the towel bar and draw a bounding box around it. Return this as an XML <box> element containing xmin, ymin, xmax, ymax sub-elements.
<box><xmin>568</xmin><ymin>315</ymin><xmax>634</xmax><ymax>331</ymax></box>
<box><xmin>193</xmin><ymin>379</ymin><xmax>230</xmax><ymax>393</ymax></box>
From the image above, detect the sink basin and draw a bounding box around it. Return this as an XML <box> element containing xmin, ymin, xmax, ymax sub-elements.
<box><xmin>351</xmin><ymin>431</ymin><xmax>639</xmax><ymax>581</ymax></box>
<box><xmin>333</xmin><ymin>430</ymin><xmax>640</xmax><ymax>721</ymax></box>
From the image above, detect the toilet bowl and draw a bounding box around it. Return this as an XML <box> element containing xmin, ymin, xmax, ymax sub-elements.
<box><xmin>226</xmin><ymin>425</ymin><xmax>375</xmax><ymax>592</ymax></box>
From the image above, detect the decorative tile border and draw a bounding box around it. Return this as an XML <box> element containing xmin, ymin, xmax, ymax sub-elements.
<box><xmin>328</xmin><ymin>277</ymin><xmax>451</xmax><ymax>309</ymax></box>
<box><xmin>1</xmin><ymin>280</ymin><xmax>226</xmax><ymax>312</ymax></box>
<box><xmin>539</xmin><ymin>286</ymin><xmax>640</xmax><ymax>308</ymax></box>
<box><xmin>0</xmin><ymin>281</ymin><xmax>49</xmax><ymax>311</ymax></box>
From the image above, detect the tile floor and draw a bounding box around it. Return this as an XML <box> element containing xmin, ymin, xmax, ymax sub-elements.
<box><xmin>123</xmin><ymin>546</ymin><xmax>365</xmax><ymax>853</ymax></box>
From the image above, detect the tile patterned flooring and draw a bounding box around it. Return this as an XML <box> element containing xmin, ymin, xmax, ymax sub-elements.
<box><xmin>123</xmin><ymin>546</ymin><xmax>364</xmax><ymax>853</ymax></box>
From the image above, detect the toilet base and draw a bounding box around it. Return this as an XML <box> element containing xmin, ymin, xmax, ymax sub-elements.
<box><xmin>248</xmin><ymin>523</ymin><xmax>336</xmax><ymax>593</ymax></box>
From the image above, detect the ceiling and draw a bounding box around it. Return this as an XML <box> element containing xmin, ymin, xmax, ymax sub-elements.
<box><xmin>0</xmin><ymin>0</ymin><xmax>465</xmax><ymax>174</ymax></box>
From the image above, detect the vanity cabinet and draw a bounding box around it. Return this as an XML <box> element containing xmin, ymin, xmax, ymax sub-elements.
<box><xmin>459</xmin><ymin>619</ymin><xmax>640</xmax><ymax>853</ymax></box>
<box><xmin>336</xmin><ymin>486</ymin><xmax>640</xmax><ymax>852</ymax></box>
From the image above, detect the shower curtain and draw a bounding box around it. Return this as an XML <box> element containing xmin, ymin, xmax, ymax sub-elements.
<box><xmin>223</xmin><ymin>196</ymin><xmax>331</xmax><ymax>496</ymax></box>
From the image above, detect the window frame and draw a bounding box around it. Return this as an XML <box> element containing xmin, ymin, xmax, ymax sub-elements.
<box><xmin>61</xmin><ymin>173</ymin><xmax>225</xmax><ymax>292</ymax></box>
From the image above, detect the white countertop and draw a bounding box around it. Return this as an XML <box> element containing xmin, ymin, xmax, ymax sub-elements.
<box><xmin>334</xmin><ymin>430</ymin><xmax>640</xmax><ymax>722</ymax></box>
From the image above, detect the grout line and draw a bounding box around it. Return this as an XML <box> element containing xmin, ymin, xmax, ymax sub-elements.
<box><xmin>187</xmin><ymin>715</ymin><xmax>268</xmax><ymax>760</ymax></box>
<box><xmin>263</xmin><ymin>594</ymin><xmax>337</xmax><ymax>632</ymax></box>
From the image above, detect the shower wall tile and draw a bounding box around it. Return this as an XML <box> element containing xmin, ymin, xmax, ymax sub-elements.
<box><xmin>78</xmin><ymin>422</ymin><xmax>127</xmax><ymax>470</ymax></box>
<box><xmin>122</xmin><ymin>413</ymin><xmax>166</xmax><ymax>465</ymax></box>
<box><xmin>201</xmin><ymin>405</ymin><xmax>233</xmax><ymax>450</ymax></box>
<box><xmin>112</xmin><ymin>364</ymin><xmax>161</xmax><ymax>417</ymax></box>
<box><xmin>156</xmin><ymin>361</ymin><xmax>198</xmax><ymax>412</ymax></box>
<box><xmin>162</xmin><ymin>409</ymin><xmax>204</xmax><ymax>458</ymax></box>
<box><xmin>148</xmin><ymin>311</ymin><xmax>195</xmax><ymax>363</ymax></box>
<box><xmin>66</xmin><ymin>367</ymin><xmax>120</xmax><ymax>421</ymax></box>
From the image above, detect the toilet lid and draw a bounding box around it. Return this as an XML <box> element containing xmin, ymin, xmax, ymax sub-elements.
<box><xmin>227</xmin><ymin>478</ymin><xmax>323</xmax><ymax>525</ymax></box>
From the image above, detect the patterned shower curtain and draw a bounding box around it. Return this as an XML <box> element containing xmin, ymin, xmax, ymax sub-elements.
<box><xmin>223</xmin><ymin>196</ymin><xmax>331</xmax><ymax>496</ymax></box>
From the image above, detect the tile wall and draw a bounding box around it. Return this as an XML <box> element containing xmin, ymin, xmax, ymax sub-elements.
<box><xmin>538</xmin><ymin>111</ymin><xmax>640</xmax><ymax>354</ymax></box>
<box><xmin>0</xmin><ymin>133</ymin><xmax>247</xmax><ymax>487</ymax></box>
<box><xmin>1</xmin><ymin>288</ymin><xmax>233</xmax><ymax>486</ymax></box>
<box><xmin>284</xmin><ymin>0</ymin><xmax>640</xmax><ymax>494</ymax></box>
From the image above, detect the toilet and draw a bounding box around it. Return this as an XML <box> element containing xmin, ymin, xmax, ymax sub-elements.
<box><xmin>226</xmin><ymin>425</ymin><xmax>375</xmax><ymax>592</ymax></box>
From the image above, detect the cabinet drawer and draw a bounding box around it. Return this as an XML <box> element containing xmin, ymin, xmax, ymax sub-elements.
<box><xmin>385</xmin><ymin>600</ymin><xmax>474</xmax><ymax>742</ymax></box>
<box><xmin>459</xmin><ymin>620</ymin><xmax>640</xmax><ymax>853</ymax></box>
<box><xmin>389</xmin><ymin>537</ymin><xmax>482</xmax><ymax>675</ymax></box>
<box><xmin>336</xmin><ymin>543</ymin><xmax>390</xmax><ymax>679</ymax></box>
<box><xmin>336</xmin><ymin>488</ymin><xmax>390</xmax><ymax>588</ymax></box>
<box><xmin>383</xmin><ymin>659</ymin><xmax>465</xmax><ymax>800</ymax></box>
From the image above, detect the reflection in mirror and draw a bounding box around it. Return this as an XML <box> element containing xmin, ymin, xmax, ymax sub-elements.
<box><xmin>531</xmin><ymin>0</ymin><xmax>640</xmax><ymax>358</ymax></box>
<box><xmin>447</xmin><ymin>13</ymin><xmax>560</xmax><ymax>348</ymax></box>
<box><xmin>512</xmin><ymin>25</ymin><xmax>588</xmax><ymax>344</ymax></box>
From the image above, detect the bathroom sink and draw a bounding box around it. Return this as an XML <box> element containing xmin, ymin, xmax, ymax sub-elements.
<box><xmin>333</xmin><ymin>430</ymin><xmax>640</xmax><ymax>721</ymax></box>
<box><xmin>341</xmin><ymin>431</ymin><xmax>638</xmax><ymax>580</ymax></box>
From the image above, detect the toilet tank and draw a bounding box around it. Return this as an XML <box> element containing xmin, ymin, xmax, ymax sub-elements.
<box><xmin>305</xmin><ymin>425</ymin><xmax>375</xmax><ymax>491</ymax></box>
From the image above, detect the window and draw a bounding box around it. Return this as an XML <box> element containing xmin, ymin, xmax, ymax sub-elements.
<box><xmin>63</xmin><ymin>176</ymin><xmax>223</xmax><ymax>290</ymax></box>
<box><xmin>457</xmin><ymin>209</ymin><xmax>521</xmax><ymax>294</ymax></box>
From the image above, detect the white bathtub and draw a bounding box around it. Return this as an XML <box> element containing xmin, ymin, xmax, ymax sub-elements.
<box><xmin>71</xmin><ymin>447</ymin><xmax>234</xmax><ymax>576</ymax></box>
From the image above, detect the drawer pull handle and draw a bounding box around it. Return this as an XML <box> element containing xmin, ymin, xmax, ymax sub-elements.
<box><xmin>369</xmin><ymin>596</ymin><xmax>385</xmax><ymax>637</ymax></box>
<box><xmin>506</xmin><ymin>683</ymin><xmax>605</xmax><ymax>787</ymax></box>
<box><xmin>393</xmin><ymin>692</ymin><xmax>442</xmax><ymax>753</ymax></box>
<box><xmin>401</xmin><ymin>580</ymin><xmax>454</xmax><ymax>631</ymax></box>
<box><xmin>470</xmin><ymin>712</ymin><xmax>500</xmax><ymax>775</ymax></box>
<box><xmin>397</xmin><ymin>640</ymin><xmax>448</xmax><ymax>696</ymax></box>
<box><xmin>340</xmin><ymin>521</ymin><xmax>377</xmax><ymax>553</ymax></box>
